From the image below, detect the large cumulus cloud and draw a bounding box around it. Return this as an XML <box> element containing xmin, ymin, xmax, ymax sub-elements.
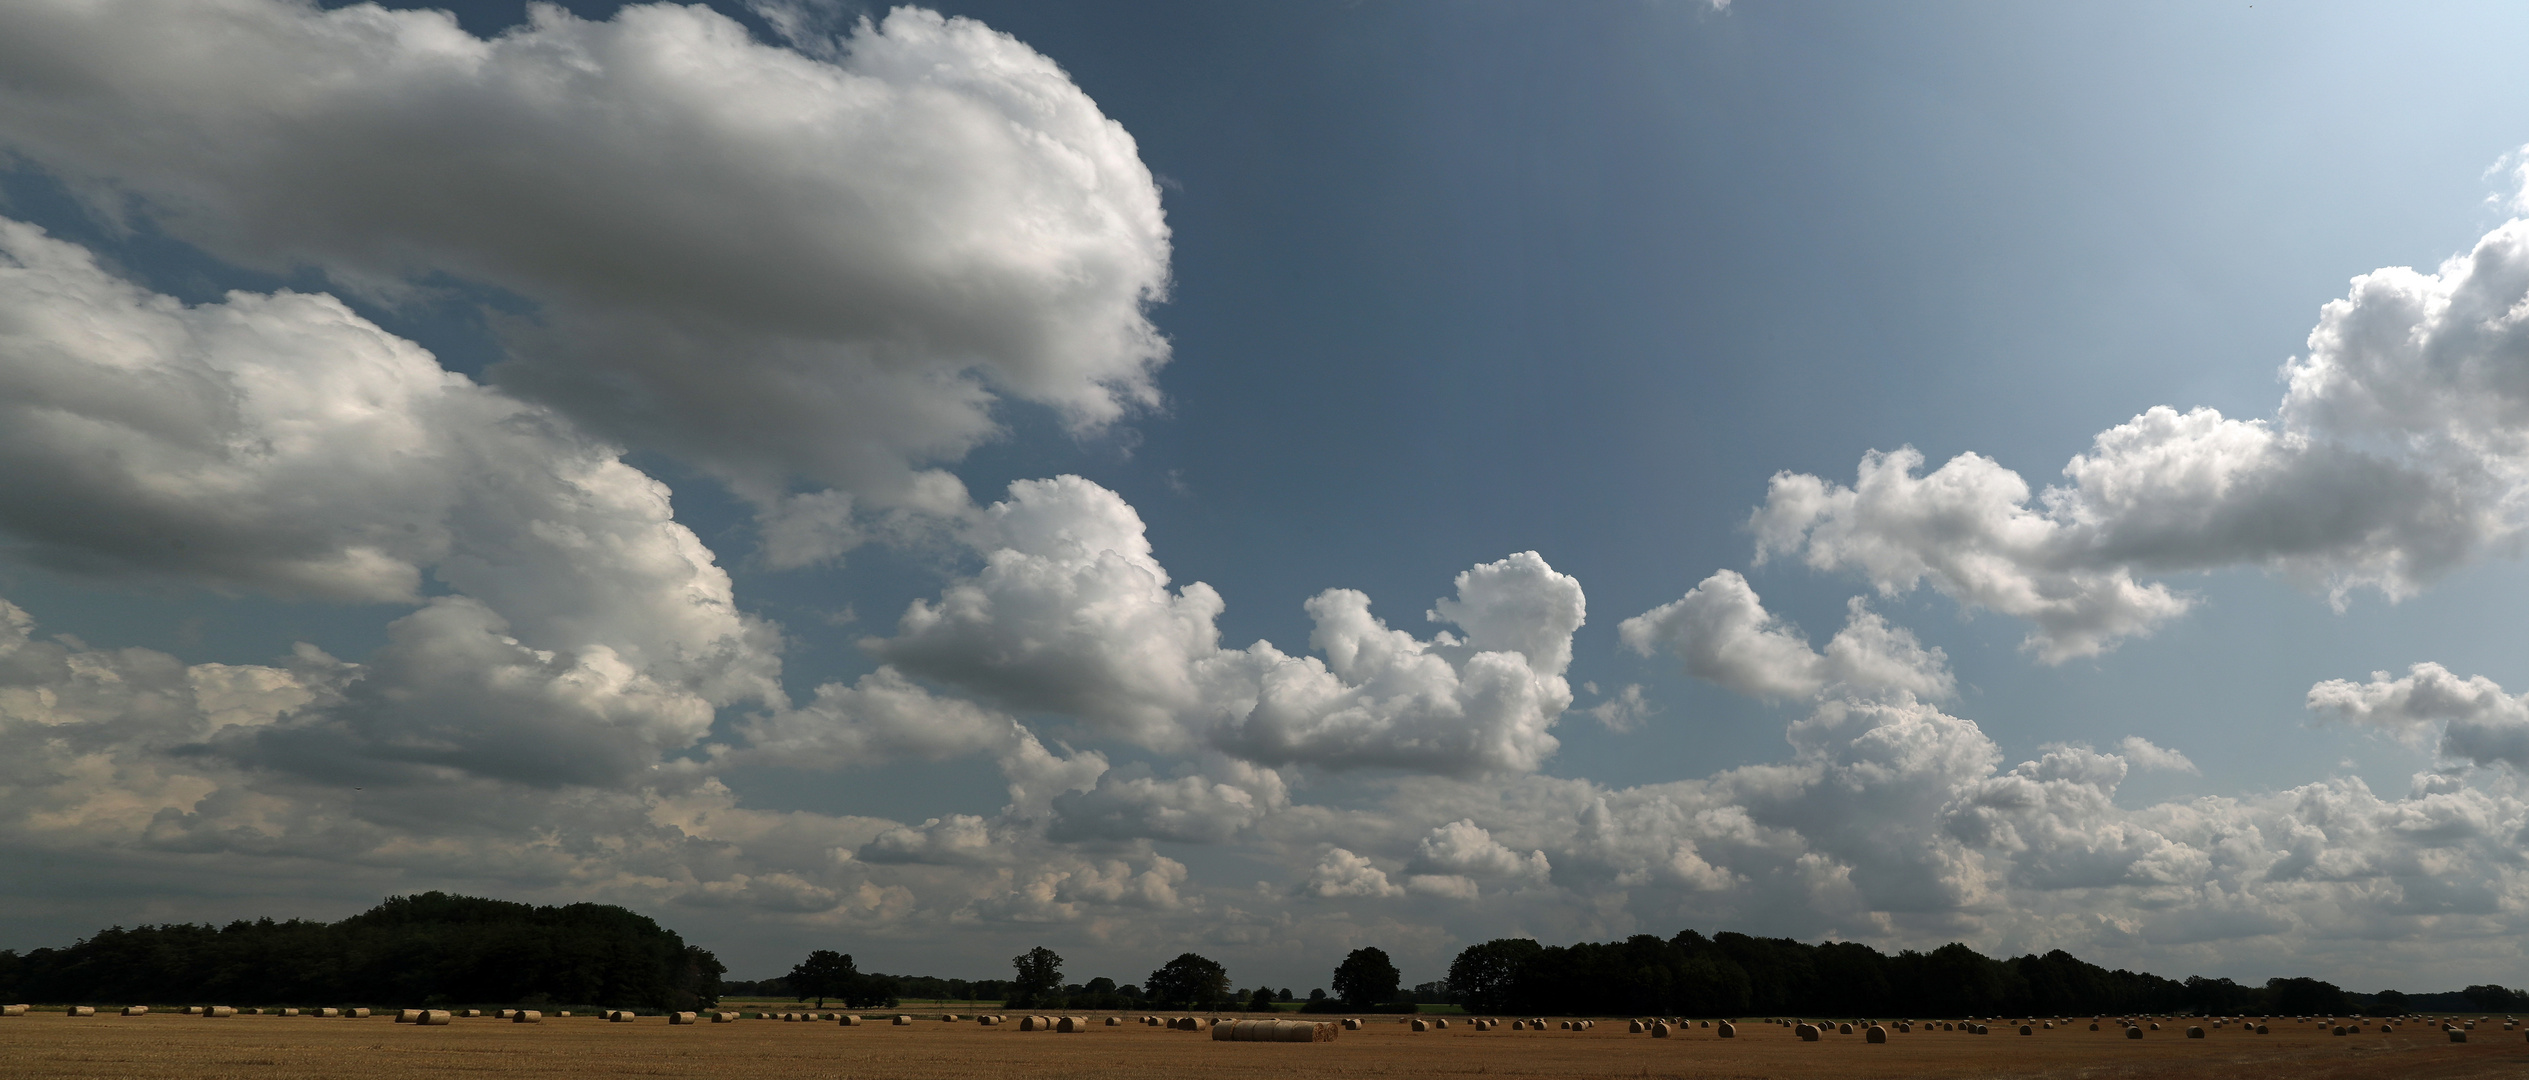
<box><xmin>1748</xmin><ymin>201</ymin><xmax>2529</xmax><ymax>660</ymax></box>
<box><xmin>0</xmin><ymin>219</ymin><xmax>778</xmax><ymax>787</ymax></box>
<box><xmin>0</xmin><ymin>0</ymin><xmax>1172</xmax><ymax>545</ymax></box>
<box><xmin>872</xmin><ymin>476</ymin><xmax>1588</xmax><ymax>781</ymax></box>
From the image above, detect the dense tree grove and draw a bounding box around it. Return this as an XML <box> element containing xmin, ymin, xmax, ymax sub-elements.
<box><xmin>1443</xmin><ymin>931</ymin><xmax>2399</xmax><ymax>1018</ymax></box>
<box><xmin>0</xmin><ymin>892</ymin><xmax>721</xmax><ymax>1010</ymax></box>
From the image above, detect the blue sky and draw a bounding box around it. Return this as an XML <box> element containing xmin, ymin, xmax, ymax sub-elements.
<box><xmin>5</xmin><ymin>0</ymin><xmax>2529</xmax><ymax>996</ymax></box>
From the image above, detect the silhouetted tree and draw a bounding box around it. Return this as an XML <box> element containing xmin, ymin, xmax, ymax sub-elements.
<box><xmin>1446</xmin><ymin>938</ymin><xmax>1542</xmax><ymax>1014</ymax></box>
<box><xmin>1145</xmin><ymin>953</ymin><xmax>1229</xmax><ymax>1009</ymax></box>
<box><xmin>789</xmin><ymin>950</ymin><xmax>858</xmax><ymax>1009</ymax></box>
<box><xmin>1008</xmin><ymin>946</ymin><xmax>1063</xmax><ymax>1009</ymax></box>
<box><xmin>1332</xmin><ymin>947</ymin><xmax>1401</xmax><ymax>1008</ymax></box>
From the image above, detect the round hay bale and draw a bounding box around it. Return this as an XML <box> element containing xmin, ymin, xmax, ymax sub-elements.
<box><xmin>669</xmin><ymin>1012</ymin><xmax>698</xmax><ymax>1025</ymax></box>
<box><xmin>419</xmin><ymin>1010</ymin><xmax>452</xmax><ymax>1026</ymax></box>
<box><xmin>1020</xmin><ymin>1015</ymin><xmax>1042</xmax><ymax>1031</ymax></box>
<box><xmin>975</xmin><ymin>1015</ymin><xmax>996</xmax><ymax>1026</ymax></box>
<box><xmin>2148</xmin><ymin>1022</ymin><xmax>2160</xmax><ymax>1030</ymax></box>
<box><xmin>1211</xmin><ymin>1020</ymin><xmax>1235</xmax><ymax>1042</ymax></box>
<box><xmin>2186</xmin><ymin>1026</ymin><xmax>2204</xmax><ymax>1038</ymax></box>
<box><xmin>841</xmin><ymin>1014</ymin><xmax>862</xmax><ymax>1026</ymax></box>
<box><xmin>2088</xmin><ymin>1022</ymin><xmax>2100</xmax><ymax>1031</ymax></box>
<box><xmin>710</xmin><ymin>1012</ymin><xmax>733</xmax><ymax>1023</ymax></box>
<box><xmin>316</xmin><ymin>1008</ymin><xmax>340</xmax><ymax>1018</ymax></box>
<box><xmin>1796</xmin><ymin>1023</ymin><xmax>1818</xmax><ymax>1041</ymax></box>
<box><xmin>395</xmin><ymin>1009</ymin><xmax>420</xmax><ymax>1024</ymax></box>
<box><xmin>1411</xmin><ymin>1018</ymin><xmax>1429</xmax><ymax>1032</ymax></box>
<box><xmin>281</xmin><ymin>1008</ymin><xmax>299</xmax><ymax>1017</ymax></box>
<box><xmin>2126</xmin><ymin>1026</ymin><xmax>2143</xmax><ymax>1039</ymax></box>
<box><xmin>1838</xmin><ymin>1022</ymin><xmax>1852</xmax><ymax>1034</ymax></box>
<box><xmin>1652</xmin><ymin>1022</ymin><xmax>1670</xmax><ymax>1038</ymax></box>
<box><xmin>2448</xmin><ymin>1030</ymin><xmax>2467</xmax><ymax>1043</ymax></box>
<box><xmin>514</xmin><ymin>1011</ymin><xmax>542</xmax><ymax>1024</ymax></box>
<box><xmin>893</xmin><ymin>1015</ymin><xmax>912</xmax><ymax>1026</ymax></box>
<box><xmin>0</xmin><ymin>1004</ymin><xmax>26</xmax><ymax>1018</ymax></box>
<box><xmin>1435</xmin><ymin>1018</ymin><xmax>1449</xmax><ymax>1029</ymax></box>
<box><xmin>121</xmin><ymin>1006</ymin><xmax>149</xmax><ymax>1016</ymax></box>
<box><xmin>2256</xmin><ymin>1024</ymin><xmax>2269</xmax><ymax>1034</ymax></box>
<box><xmin>461</xmin><ymin>1009</ymin><xmax>480</xmax><ymax>1018</ymax></box>
<box><xmin>1057</xmin><ymin>1016</ymin><xmax>1088</xmax><ymax>1033</ymax></box>
<box><xmin>1106</xmin><ymin>1016</ymin><xmax>1121</xmax><ymax>1026</ymax></box>
<box><xmin>2019</xmin><ymin>1025</ymin><xmax>2033</xmax><ymax>1036</ymax></box>
<box><xmin>207</xmin><ymin>1006</ymin><xmax>236</xmax><ymax>1018</ymax></box>
<box><xmin>68</xmin><ymin>1007</ymin><xmax>96</xmax><ymax>1017</ymax></box>
<box><xmin>1866</xmin><ymin>1025</ymin><xmax>1887</xmax><ymax>1043</ymax></box>
<box><xmin>1717</xmin><ymin>1021</ymin><xmax>1735</xmax><ymax>1038</ymax></box>
<box><xmin>1343</xmin><ymin>1018</ymin><xmax>1362</xmax><ymax>1030</ymax></box>
<box><xmin>1629</xmin><ymin>1020</ymin><xmax>1644</xmax><ymax>1033</ymax></box>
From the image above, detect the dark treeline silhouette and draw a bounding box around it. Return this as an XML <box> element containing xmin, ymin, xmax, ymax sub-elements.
<box><xmin>1445</xmin><ymin>931</ymin><xmax>2421</xmax><ymax>1018</ymax></box>
<box><xmin>0</xmin><ymin>892</ymin><xmax>722</xmax><ymax>1010</ymax></box>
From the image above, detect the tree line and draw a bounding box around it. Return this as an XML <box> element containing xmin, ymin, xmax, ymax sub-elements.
<box><xmin>1442</xmin><ymin>931</ymin><xmax>2441</xmax><ymax>1018</ymax></box>
<box><xmin>12</xmin><ymin>894</ymin><xmax>2504</xmax><ymax>1019</ymax></box>
<box><xmin>0</xmin><ymin>892</ymin><xmax>723</xmax><ymax>1010</ymax></box>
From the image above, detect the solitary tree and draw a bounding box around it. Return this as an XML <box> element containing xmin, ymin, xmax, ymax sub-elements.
<box><xmin>788</xmin><ymin>950</ymin><xmax>858</xmax><ymax>1009</ymax></box>
<box><xmin>1146</xmin><ymin>953</ymin><xmax>1231</xmax><ymax>1010</ymax></box>
<box><xmin>1009</xmin><ymin>946</ymin><xmax>1064</xmax><ymax>1008</ymax></box>
<box><xmin>1332</xmin><ymin>946</ymin><xmax>1402</xmax><ymax>1008</ymax></box>
<box><xmin>1248</xmin><ymin>986</ymin><xmax>1277</xmax><ymax>1012</ymax></box>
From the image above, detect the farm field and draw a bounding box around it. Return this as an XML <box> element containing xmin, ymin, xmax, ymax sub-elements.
<box><xmin>3</xmin><ymin>1011</ymin><xmax>2523</xmax><ymax>1080</ymax></box>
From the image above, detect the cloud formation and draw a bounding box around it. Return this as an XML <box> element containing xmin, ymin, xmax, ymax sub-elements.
<box><xmin>874</xmin><ymin>476</ymin><xmax>1587</xmax><ymax>779</ymax></box>
<box><xmin>0</xmin><ymin>218</ymin><xmax>778</xmax><ymax>789</ymax></box>
<box><xmin>2309</xmin><ymin>663</ymin><xmax>2529</xmax><ymax>773</ymax></box>
<box><xmin>0</xmin><ymin>0</ymin><xmax>1171</xmax><ymax>530</ymax></box>
<box><xmin>1749</xmin><ymin>209</ymin><xmax>2529</xmax><ymax>660</ymax></box>
<box><xmin>1620</xmin><ymin>570</ymin><xmax>1952</xmax><ymax>702</ymax></box>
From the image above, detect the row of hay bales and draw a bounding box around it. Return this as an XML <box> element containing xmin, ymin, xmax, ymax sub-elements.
<box><xmin>1209</xmin><ymin>1019</ymin><xmax>1338</xmax><ymax>1042</ymax></box>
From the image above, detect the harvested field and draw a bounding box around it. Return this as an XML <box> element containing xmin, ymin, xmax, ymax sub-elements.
<box><xmin>0</xmin><ymin>1010</ymin><xmax>2522</xmax><ymax>1080</ymax></box>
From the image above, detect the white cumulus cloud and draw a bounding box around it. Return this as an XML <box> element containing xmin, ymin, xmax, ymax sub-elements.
<box><xmin>0</xmin><ymin>0</ymin><xmax>1172</xmax><ymax>533</ymax></box>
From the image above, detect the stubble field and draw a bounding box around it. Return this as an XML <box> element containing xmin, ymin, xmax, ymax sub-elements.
<box><xmin>4</xmin><ymin>1011</ymin><xmax>2524</xmax><ymax>1080</ymax></box>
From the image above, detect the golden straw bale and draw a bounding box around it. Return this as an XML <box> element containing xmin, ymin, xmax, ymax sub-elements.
<box><xmin>68</xmin><ymin>1007</ymin><xmax>96</xmax><ymax>1017</ymax></box>
<box><xmin>207</xmin><ymin>1006</ymin><xmax>236</xmax><ymax>1018</ymax></box>
<box><xmin>669</xmin><ymin>1012</ymin><xmax>698</xmax><ymax>1025</ymax></box>
<box><xmin>514</xmin><ymin>1011</ymin><xmax>542</xmax><ymax>1023</ymax></box>
<box><xmin>419</xmin><ymin>1010</ymin><xmax>452</xmax><ymax>1026</ymax></box>
<box><xmin>120</xmin><ymin>1006</ymin><xmax>149</xmax><ymax>1016</ymax></box>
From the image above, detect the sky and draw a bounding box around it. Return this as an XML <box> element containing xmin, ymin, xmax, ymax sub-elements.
<box><xmin>4</xmin><ymin>0</ymin><xmax>2529</xmax><ymax>997</ymax></box>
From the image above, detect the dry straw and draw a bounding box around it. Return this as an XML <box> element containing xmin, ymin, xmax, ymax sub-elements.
<box><xmin>207</xmin><ymin>1006</ymin><xmax>236</xmax><ymax>1018</ymax></box>
<box><xmin>419</xmin><ymin>1010</ymin><xmax>452</xmax><ymax>1026</ymax></box>
<box><xmin>120</xmin><ymin>1006</ymin><xmax>148</xmax><ymax>1016</ymax></box>
<box><xmin>68</xmin><ymin>1006</ymin><xmax>95</xmax><ymax>1017</ymax></box>
<box><xmin>514</xmin><ymin>1011</ymin><xmax>543</xmax><ymax>1024</ymax></box>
